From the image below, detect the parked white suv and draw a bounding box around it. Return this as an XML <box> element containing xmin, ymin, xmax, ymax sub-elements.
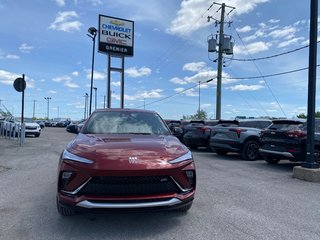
<box><xmin>4</xmin><ymin>116</ymin><xmax>41</xmax><ymax>137</ymax></box>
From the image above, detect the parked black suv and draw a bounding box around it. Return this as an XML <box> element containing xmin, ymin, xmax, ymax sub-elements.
<box><xmin>259</xmin><ymin>119</ymin><xmax>320</xmax><ymax>164</ymax></box>
<box><xmin>183</xmin><ymin>120</ymin><xmax>219</xmax><ymax>150</ymax></box>
<box><xmin>209</xmin><ymin>119</ymin><xmax>272</xmax><ymax>160</ymax></box>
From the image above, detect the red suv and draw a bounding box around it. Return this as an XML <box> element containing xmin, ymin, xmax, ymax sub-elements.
<box><xmin>57</xmin><ymin>109</ymin><xmax>196</xmax><ymax>216</ymax></box>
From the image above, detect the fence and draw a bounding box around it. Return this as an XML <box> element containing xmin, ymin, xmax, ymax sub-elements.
<box><xmin>0</xmin><ymin>121</ymin><xmax>25</xmax><ymax>146</ymax></box>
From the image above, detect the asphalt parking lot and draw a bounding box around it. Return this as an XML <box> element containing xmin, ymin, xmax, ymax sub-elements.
<box><xmin>0</xmin><ymin>128</ymin><xmax>320</xmax><ymax>240</ymax></box>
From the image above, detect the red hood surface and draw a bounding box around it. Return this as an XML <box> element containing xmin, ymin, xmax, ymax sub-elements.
<box><xmin>67</xmin><ymin>133</ymin><xmax>190</xmax><ymax>170</ymax></box>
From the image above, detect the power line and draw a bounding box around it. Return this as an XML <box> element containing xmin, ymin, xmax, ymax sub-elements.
<box><xmin>136</xmin><ymin>77</ymin><xmax>215</xmax><ymax>109</ymax></box>
<box><xmin>229</xmin><ymin>16</ymin><xmax>287</xmax><ymax>117</ymax></box>
<box><xmin>225</xmin><ymin>43</ymin><xmax>315</xmax><ymax>62</ymax></box>
<box><xmin>224</xmin><ymin>65</ymin><xmax>318</xmax><ymax>80</ymax></box>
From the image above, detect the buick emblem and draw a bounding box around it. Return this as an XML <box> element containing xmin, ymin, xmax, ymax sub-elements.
<box><xmin>128</xmin><ymin>156</ymin><xmax>139</xmax><ymax>164</ymax></box>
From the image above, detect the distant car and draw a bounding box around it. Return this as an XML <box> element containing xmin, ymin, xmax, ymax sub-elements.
<box><xmin>3</xmin><ymin>116</ymin><xmax>41</xmax><ymax>137</ymax></box>
<box><xmin>51</xmin><ymin>121</ymin><xmax>58</xmax><ymax>127</ymax></box>
<box><xmin>209</xmin><ymin>119</ymin><xmax>272</xmax><ymax>160</ymax></box>
<box><xmin>259</xmin><ymin>119</ymin><xmax>320</xmax><ymax>164</ymax></box>
<box><xmin>66</xmin><ymin>121</ymin><xmax>85</xmax><ymax>133</ymax></box>
<box><xmin>183</xmin><ymin>120</ymin><xmax>219</xmax><ymax>150</ymax></box>
<box><xmin>44</xmin><ymin>121</ymin><xmax>52</xmax><ymax>127</ymax></box>
<box><xmin>57</xmin><ymin>109</ymin><xmax>196</xmax><ymax>216</ymax></box>
<box><xmin>35</xmin><ymin>120</ymin><xmax>45</xmax><ymax>129</ymax></box>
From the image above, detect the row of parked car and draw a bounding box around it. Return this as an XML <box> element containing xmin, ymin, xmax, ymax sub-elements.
<box><xmin>165</xmin><ymin>118</ymin><xmax>320</xmax><ymax>165</ymax></box>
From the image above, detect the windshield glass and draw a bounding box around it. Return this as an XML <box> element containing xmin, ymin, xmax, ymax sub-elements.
<box><xmin>82</xmin><ymin>111</ymin><xmax>170</xmax><ymax>135</ymax></box>
<box><xmin>16</xmin><ymin>118</ymin><xmax>34</xmax><ymax>123</ymax></box>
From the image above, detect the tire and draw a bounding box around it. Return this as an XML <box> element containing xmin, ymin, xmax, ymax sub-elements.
<box><xmin>242</xmin><ymin>140</ymin><xmax>260</xmax><ymax>161</ymax></box>
<box><xmin>188</xmin><ymin>145</ymin><xmax>198</xmax><ymax>150</ymax></box>
<box><xmin>263</xmin><ymin>155</ymin><xmax>280</xmax><ymax>164</ymax></box>
<box><xmin>57</xmin><ymin>200</ymin><xmax>76</xmax><ymax>216</ymax></box>
<box><xmin>314</xmin><ymin>150</ymin><xmax>320</xmax><ymax>163</ymax></box>
<box><xmin>215</xmin><ymin>149</ymin><xmax>228</xmax><ymax>155</ymax></box>
<box><xmin>35</xmin><ymin>133</ymin><xmax>40</xmax><ymax>138</ymax></box>
<box><xmin>176</xmin><ymin>202</ymin><xmax>192</xmax><ymax>212</ymax></box>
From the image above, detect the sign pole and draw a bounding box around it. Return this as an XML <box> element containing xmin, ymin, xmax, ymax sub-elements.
<box><xmin>107</xmin><ymin>54</ymin><xmax>111</xmax><ymax>108</ymax></box>
<box><xmin>121</xmin><ymin>56</ymin><xmax>125</xmax><ymax>108</ymax></box>
<box><xmin>21</xmin><ymin>74</ymin><xmax>25</xmax><ymax>124</ymax></box>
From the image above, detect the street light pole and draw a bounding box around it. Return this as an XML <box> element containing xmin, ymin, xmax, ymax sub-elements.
<box><xmin>87</xmin><ymin>27</ymin><xmax>97</xmax><ymax>116</ymax></box>
<box><xmin>44</xmin><ymin>97</ymin><xmax>51</xmax><ymax>120</ymax></box>
<box><xmin>93</xmin><ymin>87</ymin><xmax>97</xmax><ymax>110</ymax></box>
<box><xmin>84</xmin><ymin>93</ymin><xmax>88</xmax><ymax>120</ymax></box>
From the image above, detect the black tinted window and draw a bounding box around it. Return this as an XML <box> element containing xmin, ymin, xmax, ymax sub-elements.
<box><xmin>269</xmin><ymin>123</ymin><xmax>303</xmax><ymax>131</ymax></box>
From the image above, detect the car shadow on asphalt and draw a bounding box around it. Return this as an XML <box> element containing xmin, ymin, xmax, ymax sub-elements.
<box><xmin>55</xmin><ymin>210</ymin><xmax>189</xmax><ymax>238</ymax></box>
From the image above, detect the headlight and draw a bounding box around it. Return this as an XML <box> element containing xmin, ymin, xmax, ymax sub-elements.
<box><xmin>169</xmin><ymin>151</ymin><xmax>193</xmax><ymax>164</ymax></box>
<box><xmin>62</xmin><ymin>149</ymin><xmax>94</xmax><ymax>164</ymax></box>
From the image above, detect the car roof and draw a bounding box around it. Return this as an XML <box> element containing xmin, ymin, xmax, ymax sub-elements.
<box><xmin>93</xmin><ymin>108</ymin><xmax>157</xmax><ymax>114</ymax></box>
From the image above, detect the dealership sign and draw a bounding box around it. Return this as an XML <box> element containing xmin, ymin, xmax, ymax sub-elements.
<box><xmin>98</xmin><ymin>15</ymin><xmax>134</xmax><ymax>56</ymax></box>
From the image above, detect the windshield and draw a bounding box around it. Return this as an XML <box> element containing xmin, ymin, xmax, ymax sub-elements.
<box><xmin>82</xmin><ymin>111</ymin><xmax>170</xmax><ymax>135</ymax></box>
<box><xmin>16</xmin><ymin>118</ymin><xmax>34</xmax><ymax>123</ymax></box>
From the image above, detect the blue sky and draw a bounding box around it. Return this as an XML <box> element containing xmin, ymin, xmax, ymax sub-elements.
<box><xmin>0</xmin><ymin>0</ymin><xmax>317</xmax><ymax>120</ymax></box>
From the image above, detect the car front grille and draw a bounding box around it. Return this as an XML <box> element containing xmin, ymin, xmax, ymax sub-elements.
<box><xmin>78</xmin><ymin>176</ymin><xmax>181</xmax><ymax>196</ymax></box>
<box><xmin>26</xmin><ymin>126</ymin><xmax>37</xmax><ymax>130</ymax></box>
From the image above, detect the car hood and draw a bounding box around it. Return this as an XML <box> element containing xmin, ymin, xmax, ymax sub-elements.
<box><xmin>24</xmin><ymin>122</ymin><xmax>39</xmax><ymax>127</ymax></box>
<box><xmin>67</xmin><ymin>133</ymin><xmax>190</xmax><ymax>170</ymax></box>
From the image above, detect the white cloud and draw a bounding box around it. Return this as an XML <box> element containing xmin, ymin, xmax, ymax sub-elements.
<box><xmin>167</xmin><ymin>0</ymin><xmax>269</xmax><ymax>36</ymax></box>
<box><xmin>54</xmin><ymin>0</ymin><xmax>65</xmax><ymax>7</ymax></box>
<box><xmin>19</xmin><ymin>43</ymin><xmax>34</xmax><ymax>53</ymax></box>
<box><xmin>52</xmin><ymin>74</ymin><xmax>79</xmax><ymax>89</ymax></box>
<box><xmin>268</xmin><ymin>19</ymin><xmax>280</xmax><ymax>24</ymax></box>
<box><xmin>72</xmin><ymin>71</ymin><xmax>79</xmax><ymax>77</ymax></box>
<box><xmin>111</xmin><ymin>81</ymin><xmax>121</xmax><ymax>86</ymax></box>
<box><xmin>49</xmin><ymin>11</ymin><xmax>82</xmax><ymax>32</ymax></box>
<box><xmin>48</xmin><ymin>90</ymin><xmax>57</xmax><ymax>94</ymax></box>
<box><xmin>65</xmin><ymin>81</ymin><xmax>79</xmax><ymax>88</ymax></box>
<box><xmin>88</xmin><ymin>0</ymin><xmax>102</xmax><ymax>6</ymax></box>
<box><xmin>236</xmin><ymin>25</ymin><xmax>253</xmax><ymax>33</ymax></box>
<box><xmin>227</xmin><ymin>84</ymin><xmax>264</xmax><ymax>91</ymax></box>
<box><xmin>52</xmin><ymin>75</ymin><xmax>71</xmax><ymax>82</ymax></box>
<box><xmin>269</xmin><ymin>26</ymin><xmax>296</xmax><ymax>39</ymax></box>
<box><xmin>86</xmin><ymin>70</ymin><xmax>105</xmax><ymax>80</ymax></box>
<box><xmin>183</xmin><ymin>62</ymin><xmax>207</xmax><ymax>72</ymax></box>
<box><xmin>174</xmin><ymin>88</ymin><xmax>198</xmax><ymax>97</ymax></box>
<box><xmin>5</xmin><ymin>54</ymin><xmax>20</xmax><ymax>60</ymax></box>
<box><xmin>113</xmin><ymin>89</ymin><xmax>163</xmax><ymax>101</ymax></box>
<box><xmin>125</xmin><ymin>67</ymin><xmax>151</xmax><ymax>78</ymax></box>
<box><xmin>0</xmin><ymin>70</ymin><xmax>24</xmax><ymax>85</ymax></box>
<box><xmin>277</xmin><ymin>37</ymin><xmax>305</xmax><ymax>48</ymax></box>
<box><xmin>201</xmin><ymin>103</ymin><xmax>211</xmax><ymax>109</ymax></box>
<box><xmin>234</xmin><ymin>41</ymin><xmax>272</xmax><ymax>55</ymax></box>
<box><xmin>170</xmin><ymin>77</ymin><xmax>188</xmax><ymax>85</ymax></box>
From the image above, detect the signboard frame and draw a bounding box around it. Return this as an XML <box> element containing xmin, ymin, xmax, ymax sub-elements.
<box><xmin>98</xmin><ymin>14</ymin><xmax>134</xmax><ymax>57</ymax></box>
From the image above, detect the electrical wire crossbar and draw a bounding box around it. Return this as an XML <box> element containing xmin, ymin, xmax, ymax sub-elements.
<box><xmin>225</xmin><ymin>43</ymin><xmax>316</xmax><ymax>61</ymax></box>
<box><xmin>224</xmin><ymin>65</ymin><xmax>320</xmax><ymax>80</ymax></box>
<box><xmin>136</xmin><ymin>78</ymin><xmax>215</xmax><ymax>109</ymax></box>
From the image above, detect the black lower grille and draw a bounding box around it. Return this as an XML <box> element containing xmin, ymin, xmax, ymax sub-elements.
<box><xmin>78</xmin><ymin>176</ymin><xmax>181</xmax><ymax>196</ymax></box>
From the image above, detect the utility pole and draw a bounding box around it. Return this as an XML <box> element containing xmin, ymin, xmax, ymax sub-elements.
<box><xmin>144</xmin><ymin>98</ymin><xmax>146</xmax><ymax>110</ymax></box>
<box><xmin>208</xmin><ymin>2</ymin><xmax>235</xmax><ymax>120</ymax></box>
<box><xmin>103</xmin><ymin>95</ymin><xmax>106</xmax><ymax>108</ymax></box>
<box><xmin>33</xmin><ymin>100</ymin><xmax>36</xmax><ymax>119</ymax></box>
<box><xmin>44</xmin><ymin>97</ymin><xmax>51</xmax><ymax>120</ymax></box>
<box><xmin>216</xmin><ymin>3</ymin><xmax>225</xmax><ymax>120</ymax></box>
<box><xmin>198</xmin><ymin>81</ymin><xmax>201</xmax><ymax>117</ymax></box>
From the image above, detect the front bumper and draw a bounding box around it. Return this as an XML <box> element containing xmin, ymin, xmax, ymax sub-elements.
<box><xmin>57</xmin><ymin>160</ymin><xmax>196</xmax><ymax>211</ymax></box>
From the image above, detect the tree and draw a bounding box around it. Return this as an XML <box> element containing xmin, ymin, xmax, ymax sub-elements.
<box><xmin>297</xmin><ymin>113</ymin><xmax>307</xmax><ymax>119</ymax></box>
<box><xmin>182</xmin><ymin>109</ymin><xmax>208</xmax><ymax>120</ymax></box>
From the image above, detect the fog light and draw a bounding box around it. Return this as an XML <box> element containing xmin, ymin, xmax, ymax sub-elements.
<box><xmin>62</xmin><ymin>171</ymin><xmax>73</xmax><ymax>180</ymax></box>
<box><xmin>185</xmin><ymin>170</ymin><xmax>196</xmax><ymax>188</ymax></box>
<box><xmin>59</xmin><ymin>171</ymin><xmax>74</xmax><ymax>190</ymax></box>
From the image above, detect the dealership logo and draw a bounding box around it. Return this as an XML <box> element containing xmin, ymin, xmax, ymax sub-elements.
<box><xmin>110</xmin><ymin>20</ymin><xmax>125</xmax><ymax>26</ymax></box>
<box><xmin>128</xmin><ymin>156</ymin><xmax>139</xmax><ymax>164</ymax></box>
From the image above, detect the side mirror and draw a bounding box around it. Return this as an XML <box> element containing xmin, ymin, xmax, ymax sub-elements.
<box><xmin>172</xmin><ymin>127</ymin><xmax>183</xmax><ymax>136</ymax></box>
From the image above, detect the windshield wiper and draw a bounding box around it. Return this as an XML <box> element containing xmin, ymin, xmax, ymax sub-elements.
<box><xmin>126</xmin><ymin>132</ymin><xmax>152</xmax><ymax>135</ymax></box>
